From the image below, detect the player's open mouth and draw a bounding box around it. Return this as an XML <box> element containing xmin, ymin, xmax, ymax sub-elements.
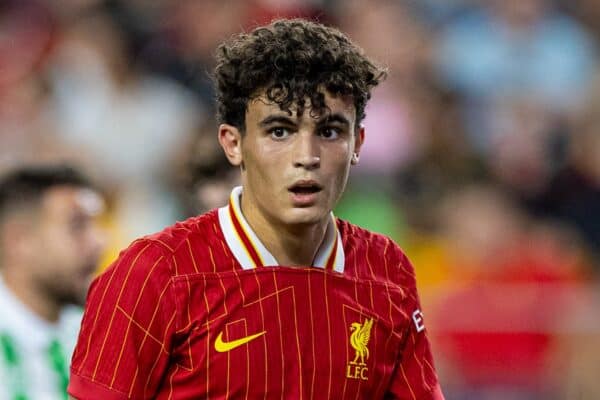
<box><xmin>288</xmin><ymin>181</ymin><xmax>323</xmax><ymax>194</ymax></box>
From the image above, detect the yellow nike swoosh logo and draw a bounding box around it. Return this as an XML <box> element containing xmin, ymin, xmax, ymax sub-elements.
<box><xmin>214</xmin><ymin>330</ymin><xmax>266</xmax><ymax>352</ymax></box>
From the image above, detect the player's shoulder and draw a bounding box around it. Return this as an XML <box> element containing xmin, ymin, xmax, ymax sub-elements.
<box><xmin>337</xmin><ymin>218</ymin><xmax>416</xmax><ymax>285</ymax></box>
<box><xmin>102</xmin><ymin>210</ymin><xmax>223</xmax><ymax>279</ymax></box>
<box><xmin>337</xmin><ymin>218</ymin><xmax>406</xmax><ymax>259</ymax></box>
<box><xmin>141</xmin><ymin>209</ymin><xmax>221</xmax><ymax>253</ymax></box>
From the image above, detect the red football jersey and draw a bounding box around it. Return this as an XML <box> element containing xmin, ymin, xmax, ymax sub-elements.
<box><xmin>69</xmin><ymin>187</ymin><xmax>443</xmax><ymax>399</ymax></box>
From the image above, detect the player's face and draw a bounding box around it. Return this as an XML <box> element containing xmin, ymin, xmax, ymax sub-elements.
<box><xmin>221</xmin><ymin>91</ymin><xmax>364</xmax><ymax>228</ymax></box>
<box><xmin>33</xmin><ymin>186</ymin><xmax>106</xmax><ymax>306</ymax></box>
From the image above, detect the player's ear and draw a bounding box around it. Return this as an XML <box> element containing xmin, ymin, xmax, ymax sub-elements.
<box><xmin>218</xmin><ymin>124</ymin><xmax>243</xmax><ymax>167</ymax></box>
<box><xmin>351</xmin><ymin>125</ymin><xmax>365</xmax><ymax>165</ymax></box>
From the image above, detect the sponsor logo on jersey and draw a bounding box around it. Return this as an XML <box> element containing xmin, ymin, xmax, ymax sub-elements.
<box><xmin>214</xmin><ymin>330</ymin><xmax>266</xmax><ymax>352</ymax></box>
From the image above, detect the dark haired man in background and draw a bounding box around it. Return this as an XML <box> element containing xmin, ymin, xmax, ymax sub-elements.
<box><xmin>0</xmin><ymin>165</ymin><xmax>105</xmax><ymax>399</ymax></box>
<box><xmin>69</xmin><ymin>19</ymin><xmax>444</xmax><ymax>399</ymax></box>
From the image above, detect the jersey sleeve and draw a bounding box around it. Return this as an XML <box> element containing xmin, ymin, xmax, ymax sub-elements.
<box><xmin>68</xmin><ymin>239</ymin><xmax>178</xmax><ymax>400</ymax></box>
<box><xmin>385</xmin><ymin>248</ymin><xmax>445</xmax><ymax>400</ymax></box>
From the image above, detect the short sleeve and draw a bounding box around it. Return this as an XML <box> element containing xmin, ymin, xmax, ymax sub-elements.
<box><xmin>386</xmin><ymin>250</ymin><xmax>445</xmax><ymax>400</ymax></box>
<box><xmin>68</xmin><ymin>240</ymin><xmax>177</xmax><ymax>400</ymax></box>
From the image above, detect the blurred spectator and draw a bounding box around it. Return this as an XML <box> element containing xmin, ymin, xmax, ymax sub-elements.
<box><xmin>173</xmin><ymin>117</ymin><xmax>240</xmax><ymax>215</ymax></box>
<box><xmin>427</xmin><ymin>185</ymin><xmax>590</xmax><ymax>399</ymax></box>
<box><xmin>0</xmin><ymin>0</ymin><xmax>56</xmax><ymax>169</ymax></box>
<box><xmin>44</xmin><ymin>13</ymin><xmax>204</xmax><ymax>238</ymax></box>
<box><xmin>436</xmin><ymin>0</ymin><xmax>597</xmax><ymax>108</ymax></box>
<box><xmin>552</xmin><ymin>73</ymin><xmax>600</xmax><ymax>257</ymax></box>
<box><xmin>0</xmin><ymin>164</ymin><xmax>105</xmax><ymax>399</ymax></box>
<box><xmin>434</xmin><ymin>0</ymin><xmax>597</xmax><ymax>150</ymax></box>
<box><xmin>338</xmin><ymin>0</ymin><xmax>435</xmax><ymax>178</ymax></box>
<box><xmin>135</xmin><ymin>0</ymin><xmax>251</xmax><ymax>107</ymax></box>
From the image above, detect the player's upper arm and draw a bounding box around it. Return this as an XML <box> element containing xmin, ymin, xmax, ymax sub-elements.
<box><xmin>385</xmin><ymin>242</ymin><xmax>445</xmax><ymax>399</ymax></box>
<box><xmin>67</xmin><ymin>239</ymin><xmax>178</xmax><ymax>399</ymax></box>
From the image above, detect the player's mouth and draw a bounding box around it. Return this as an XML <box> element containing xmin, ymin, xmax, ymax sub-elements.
<box><xmin>288</xmin><ymin>180</ymin><xmax>323</xmax><ymax>206</ymax></box>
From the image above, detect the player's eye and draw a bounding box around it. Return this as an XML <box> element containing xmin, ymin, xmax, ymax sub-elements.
<box><xmin>269</xmin><ymin>127</ymin><xmax>291</xmax><ymax>140</ymax></box>
<box><xmin>319</xmin><ymin>126</ymin><xmax>341</xmax><ymax>140</ymax></box>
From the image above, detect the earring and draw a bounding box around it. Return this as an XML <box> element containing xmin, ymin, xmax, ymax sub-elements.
<box><xmin>351</xmin><ymin>153</ymin><xmax>359</xmax><ymax>165</ymax></box>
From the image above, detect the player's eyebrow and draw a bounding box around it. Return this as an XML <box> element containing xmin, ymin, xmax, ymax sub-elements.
<box><xmin>317</xmin><ymin>113</ymin><xmax>351</xmax><ymax>128</ymax></box>
<box><xmin>258</xmin><ymin>115</ymin><xmax>297</xmax><ymax>127</ymax></box>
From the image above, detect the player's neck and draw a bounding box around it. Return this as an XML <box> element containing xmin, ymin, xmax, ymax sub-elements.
<box><xmin>240</xmin><ymin>198</ymin><xmax>329</xmax><ymax>267</ymax></box>
<box><xmin>1</xmin><ymin>267</ymin><xmax>61</xmax><ymax>323</ymax></box>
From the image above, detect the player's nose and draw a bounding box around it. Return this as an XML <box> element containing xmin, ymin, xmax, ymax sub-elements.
<box><xmin>292</xmin><ymin>131</ymin><xmax>320</xmax><ymax>170</ymax></box>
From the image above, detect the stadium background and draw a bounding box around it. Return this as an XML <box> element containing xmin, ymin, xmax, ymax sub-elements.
<box><xmin>1</xmin><ymin>0</ymin><xmax>599</xmax><ymax>398</ymax></box>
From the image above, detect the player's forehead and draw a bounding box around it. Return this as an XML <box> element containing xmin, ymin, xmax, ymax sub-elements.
<box><xmin>42</xmin><ymin>186</ymin><xmax>104</xmax><ymax>219</ymax></box>
<box><xmin>246</xmin><ymin>89</ymin><xmax>356</xmax><ymax>124</ymax></box>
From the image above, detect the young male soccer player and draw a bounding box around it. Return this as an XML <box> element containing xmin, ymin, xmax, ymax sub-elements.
<box><xmin>68</xmin><ymin>19</ymin><xmax>444</xmax><ymax>399</ymax></box>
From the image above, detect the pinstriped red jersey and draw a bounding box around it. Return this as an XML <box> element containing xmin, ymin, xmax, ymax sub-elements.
<box><xmin>68</xmin><ymin>188</ymin><xmax>443</xmax><ymax>399</ymax></box>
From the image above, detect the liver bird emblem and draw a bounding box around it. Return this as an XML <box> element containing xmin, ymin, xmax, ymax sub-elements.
<box><xmin>349</xmin><ymin>318</ymin><xmax>374</xmax><ymax>366</ymax></box>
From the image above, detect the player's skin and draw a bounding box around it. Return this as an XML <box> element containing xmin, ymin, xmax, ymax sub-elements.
<box><xmin>0</xmin><ymin>186</ymin><xmax>105</xmax><ymax>323</ymax></box>
<box><xmin>218</xmin><ymin>90</ymin><xmax>364</xmax><ymax>266</ymax></box>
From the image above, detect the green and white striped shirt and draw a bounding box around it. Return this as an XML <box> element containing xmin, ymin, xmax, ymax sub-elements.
<box><xmin>0</xmin><ymin>278</ymin><xmax>81</xmax><ymax>400</ymax></box>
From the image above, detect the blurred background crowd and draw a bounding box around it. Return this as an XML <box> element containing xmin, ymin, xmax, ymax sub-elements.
<box><xmin>1</xmin><ymin>0</ymin><xmax>599</xmax><ymax>398</ymax></box>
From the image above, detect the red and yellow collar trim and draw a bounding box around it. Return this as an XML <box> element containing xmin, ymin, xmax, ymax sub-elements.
<box><xmin>218</xmin><ymin>186</ymin><xmax>345</xmax><ymax>271</ymax></box>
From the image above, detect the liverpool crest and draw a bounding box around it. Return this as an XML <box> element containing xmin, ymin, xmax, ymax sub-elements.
<box><xmin>346</xmin><ymin>318</ymin><xmax>373</xmax><ymax>380</ymax></box>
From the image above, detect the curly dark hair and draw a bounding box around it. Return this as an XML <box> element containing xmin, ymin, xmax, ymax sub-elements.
<box><xmin>213</xmin><ymin>18</ymin><xmax>386</xmax><ymax>131</ymax></box>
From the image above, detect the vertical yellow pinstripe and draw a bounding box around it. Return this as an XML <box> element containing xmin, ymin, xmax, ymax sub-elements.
<box><xmin>323</xmin><ymin>272</ymin><xmax>333</xmax><ymax>399</ymax></box>
<box><xmin>354</xmin><ymin>281</ymin><xmax>377</xmax><ymax>400</ymax></box>
<box><xmin>368</xmin><ymin>280</ymin><xmax>375</xmax><ymax>315</ymax></box>
<box><xmin>172</xmin><ymin>255</ymin><xmax>179</xmax><ymax>275</ymax></box>
<box><xmin>110</xmin><ymin>256</ymin><xmax>164</xmax><ymax>386</ymax></box>
<box><xmin>128</xmin><ymin>368</ymin><xmax>139</xmax><ymax>398</ymax></box>
<box><xmin>231</xmin><ymin>268</ymin><xmax>251</xmax><ymax>399</ymax></box>
<box><xmin>232</xmin><ymin>269</ymin><xmax>246</xmax><ymax>304</ymax></box>
<box><xmin>410</xmin><ymin>333</ymin><xmax>431</xmax><ymax>392</ymax></box>
<box><xmin>290</xmin><ymin>286</ymin><xmax>304</xmax><ymax>399</ymax></box>
<box><xmin>225</xmin><ymin>324</ymin><xmax>232</xmax><ymax>399</ymax></box>
<box><xmin>143</xmin><ymin>309</ymin><xmax>177</xmax><ymax>397</ymax></box>
<box><xmin>167</xmin><ymin>364</ymin><xmax>179</xmax><ymax>400</ymax></box>
<box><xmin>202</xmin><ymin>275</ymin><xmax>211</xmax><ymax>399</ymax></box>
<box><xmin>209</xmin><ymin>246</ymin><xmax>217</xmax><ymax>273</ymax></box>
<box><xmin>352</xmin><ymin>281</ymin><xmax>362</xmax><ymax>400</ymax></box>
<box><xmin>424</xmin><ymin>358</ymin><xmax>436</xmax><ymax>381</ymax></box>
<box><xmin>374</xmin><ymin>284</ymin><xmax>394</xmax><ymax>397</ymax></box>
<box><xmin>244</xmin><ymin>319</ymin><xmax>250</xmax><ymax>399</ymax></box>
<box><xmin>79</xmin><ymin>271</ymin><xmax>110</xmax><ymax>371</ymax></box>
<box><xmin>250</xmin><ymin>270</ymin><xmax>268</xmax><ymax>400</ymax></box>
<box><xmin>186</xmin><ymin>238</ymin><xmax>199</xmax><ymax>272</ymax></box>
<box><xmin>186</xmin><ymin>279</ymin><xmax>192</xmax><ymax>350</ymax></box>
<box><xmin>364</xmin><ymin>238</ymin><xmax>376</xmax><ymax>280</ymax></box>
<box><xmin>92</xmin><ymin>243</ymin><xmax>151</xmax><ymax>380</ymax></box>
<box><xmin>377</xmin><ymin>242</ymin><xmax>395</xmax><ymax>397</ymax></box>
<box><xmin>143</xmin><ymin>348</ymin><xmax>166</xmax><ymax>397</ymax></box>
<box><xmin>382</xmin><ymin>240</ymin><xmax>390</xmax><ymax>282</ymax></box>
<box><xmin>78</xmin><ymin>257</ymin><xmax>117</xmax><ymax>372</ymax></box>
<box><xmin>307</xmin><ymin>271</ymin><xmax>317</xmax><ymax>400</ymax></box>
<box><xmin>211</xmin><ymin>243</ymin><xmax>231</xmax><ymax>378</ymax></box>
<box><xmin>272</xmin><ymin>270</ymin><xmax>285</xmax><ymax>400</ymax></box>
<box><xmin>400</xmin><ymin>364</ymin><xmax>417</xmax><ymax>400</ymax></box>
<box><xmin>341</xmin><ymin>294</ymin><xmax>351</xmax><ymax>399</ymax></box>
<box><xmin>126</xmin><ymin>278</ymin><xmax>172</xmax><ymax>395</ymax></box>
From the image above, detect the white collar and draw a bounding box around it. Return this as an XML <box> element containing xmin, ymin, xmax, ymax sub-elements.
<box><xmin>0</xmin><ymin>276</ymin><xmax>59</xmax><ymax>349</ymax></box>
<box><xmin>218</xmin><ymin>186</ymin><xmax>345</xmax><ymax>272</ymax></box>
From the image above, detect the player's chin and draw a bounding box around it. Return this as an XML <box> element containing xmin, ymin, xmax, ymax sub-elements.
<box><xmin>284</xmin><ymin>206</ymin><xmax>329</xmax><ymax>226</ymax></box>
